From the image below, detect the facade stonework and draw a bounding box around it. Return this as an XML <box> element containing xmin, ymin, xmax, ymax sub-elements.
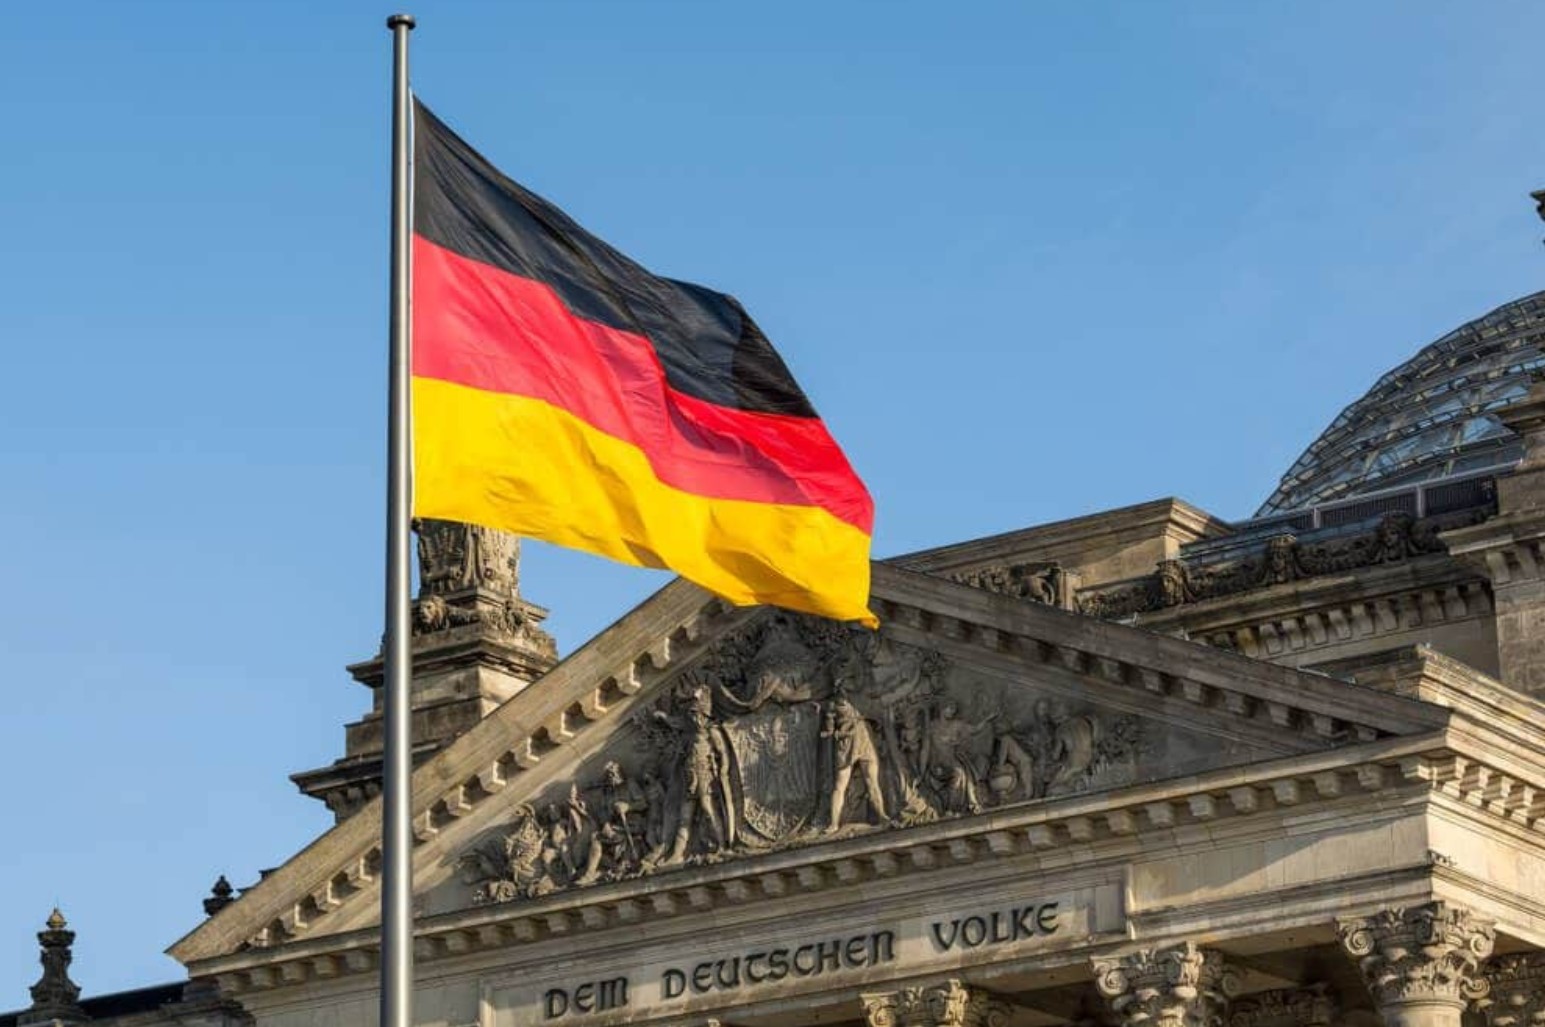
<box><xmin>12</xmin><ymin>296</ymin><xmax>1545</xmax><ymax>1027</ymax></box>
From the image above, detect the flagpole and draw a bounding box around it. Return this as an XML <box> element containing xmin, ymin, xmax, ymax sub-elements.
<box><xmin>382</xmin><ymin>14</ymin><xmax>416</xmax><ymax>1027</ymax></box>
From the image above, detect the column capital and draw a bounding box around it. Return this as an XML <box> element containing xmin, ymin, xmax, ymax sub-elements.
<box><xmin>1477</xmin><ymin>953</ymin><xmax>1545</xmax><ymax>1027</ymax></box>
<box><xmin>1092</xmin><ymin>941</ymin><xmax>1241</xmax><ymax>1027</ymax></box>
<box><xmin>1228</xmin><ymin>984</ymin><xmax>1336</xmax><ymax>1027</ymax></box>
<box><xmin>861</xmin><ymin>980</ymin><xmax>1014</xmax><ymax>1027</ymax></box>
<box><xmin>1336</xmin><ymin>901</ymin><xmax>1496</xmax><ymax>1010</ymax></box>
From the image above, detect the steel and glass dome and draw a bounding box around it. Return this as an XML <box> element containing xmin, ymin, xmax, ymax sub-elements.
<box><xmin>1256</xmin><ymin>290</ymin><xmax>1545</xmax><ymax>517</ymax></box>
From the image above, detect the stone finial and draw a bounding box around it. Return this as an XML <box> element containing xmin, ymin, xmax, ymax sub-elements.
<box><xmin>861</xmin><ymin>981</ymin><xmax>1014</xmax><ymax>1027</ymax></box>
<box><xmin>1229</xmin><ymin>985</ymin><xmax>1337</xmax><ymax>1027</ymax></box>
<box><xmin>22</xmin><ymin>908</ymin><xmax>86</xmax><ymax>1025</ymax></box>
<box><xmin>203</xmin><ymin>875</ymin><xmax>235</xmax><ymax>917</ymax></box>
<box><xmin>1092</xmin><ymin>942</ymin><xmax>1240</xmax><ymax>1027</ymax></box>
<box><xmin>1477</xmin><ymin>953</ymin><xmax>1545</xmax><ymax>1027</ymax></box>
<box><xmin>1337</xmin><ymin>902</ymin><xmax>1495</xmax><ymax>1010</ymax></box>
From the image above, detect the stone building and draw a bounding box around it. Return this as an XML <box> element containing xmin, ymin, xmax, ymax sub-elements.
<box><xmin>10</xmin><ymin>290</ymin><xmax>1545</xmax><ymax>1027</ymax></box>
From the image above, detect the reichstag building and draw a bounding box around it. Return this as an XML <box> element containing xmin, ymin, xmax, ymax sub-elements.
<box><xmin>10</xmin><ymin>289</ymin><xmax>1545</xmax><ymax>1027</ymax></box>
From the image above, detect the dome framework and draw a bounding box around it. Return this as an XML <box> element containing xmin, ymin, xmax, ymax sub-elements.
<box><xmin>1257</xmin><ymin>290</ymin><xmax>1545</xmax><ymax>517</ymax></box>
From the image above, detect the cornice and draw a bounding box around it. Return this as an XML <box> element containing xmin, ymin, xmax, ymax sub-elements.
<box><xmin>891</xmin><ymin>498</ymin><xmax>1231</xmax><ymax>575</ymax></box>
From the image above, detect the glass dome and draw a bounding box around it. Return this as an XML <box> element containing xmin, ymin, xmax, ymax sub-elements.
<box><xmin>1256</xmin><ymin>290</ymin><xmax>1545</xmax><ymax>517</ymax></box>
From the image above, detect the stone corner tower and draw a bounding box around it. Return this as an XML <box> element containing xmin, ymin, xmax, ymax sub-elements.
<box><xmin>292</xmin><ymin>519</ymin><xmax>558</xmax><ymax>821</ymax></box>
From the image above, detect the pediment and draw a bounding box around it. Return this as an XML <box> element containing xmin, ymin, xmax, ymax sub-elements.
<box><xmin>171</xmin><ymin>563</ymin><xmax>1452</xmax><ymax>969</ymax></box>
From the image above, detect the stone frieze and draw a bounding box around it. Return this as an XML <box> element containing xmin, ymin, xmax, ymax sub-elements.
<box><xmin>457</xmin><ymin>612</ymin><xmax>1148</xmax><ymax>904</ymax></box>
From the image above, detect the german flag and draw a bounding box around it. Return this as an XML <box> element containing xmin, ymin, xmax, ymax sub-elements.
<box><xmin>411</xmin><ymin>100</ymin><xmax>876</xmax><ymax>625</ymax></box>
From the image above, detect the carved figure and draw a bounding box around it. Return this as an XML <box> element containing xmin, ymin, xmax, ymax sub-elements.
<box><xmin>575</xmin><ymin>761</ymin><xmax>649</xmax><ymax>885</ymax></box>
<box><xmin>922</xmin><ymin>701</ymin><xmax>995</xmax><ymax>814</ymax></box>
<box><xmin>1370</xmin><ymin>512</ymin><xmax>1416</xmax><ymax>564</ymax></box>
<box><xmin>1257</xmin><ymin>535</ymin><xmax>1303</xmax><ymax>586</ymax></box>
<box><xmin>413</xmin><ymin>594</ymin><xmax>481</xmax><ymax>634</ymax></box>
<box><xmin>1045</xmin><ymin>702</ymin><xmax>1097</xmax><ymax>795</ymax></box>
<box><xmin>822</xmin><ymin>695</ymin><xmax>889</xmax><ymax>831</ymax></box>
<box><xmin>1157</xmin><ymin>560</ymin><xmax>1192</xmax><ymax>607</ymax></box>
<box><xmin>458</xmin><ymin>804</ymin><xmax>560</xmax><ymax>902</ymax></box>
<box><xmin>656</xmin><ymin>680</ymin><xmax>737</xmax><ymax>864</ymax></box>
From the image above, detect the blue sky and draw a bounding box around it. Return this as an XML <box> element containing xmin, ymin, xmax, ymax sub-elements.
<box><xmin>3</xmin><ymin>0</ymin><xmax>1544</xmax><ymax>1001</ymax></box>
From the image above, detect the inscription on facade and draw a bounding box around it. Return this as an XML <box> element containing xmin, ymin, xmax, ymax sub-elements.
<box><xmin>929</xmin><ymin>901</ymin><xmax>1060</xmax><ymax>952</ymax></box>
<box><xmin>533</xmin><ymin>899</ymin><xmax>1067</xmax><ymax>1021</ymax></box>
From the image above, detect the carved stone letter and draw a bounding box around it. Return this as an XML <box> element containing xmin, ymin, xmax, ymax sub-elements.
<box><xmin>1092</xmin><ymin>942</ymin><xmax>1240</xmax><ymax>1027</ymax></box>
<box><xmin>1337</xmin><ymin>902</ymin><xmax>1496</xmax><ymax>1027</ymax></box>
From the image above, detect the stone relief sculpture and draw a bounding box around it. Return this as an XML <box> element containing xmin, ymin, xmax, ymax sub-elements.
<box><xmin>951</xmin><ymin>563</ymin><xmax>1065</xmax><ymax>606</ymax></box>
<box><xmin>415</xmin><ymin>517</ymin><xmax>518</xmax><ymax>596</ymax></box>
<box><xmin>458</xmin><ymin>612</ymin><xmax>1146</xmax><ymax>905</ymax></box>
<box><xmin>1076</xmin><ymin>508</ymin><xmax>1487</xmax><ymax>619</ymax></box>
<box><xmin>409</xmin><ymin>518</ymin><xmax>555</xmax><ymax>656</ymax></box>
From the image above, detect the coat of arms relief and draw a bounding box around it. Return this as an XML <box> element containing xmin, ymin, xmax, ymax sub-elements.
<box><xmin>456</xmin><ymin>613</ymin><xmax>1150</xmax><ymax>904</ymax></box>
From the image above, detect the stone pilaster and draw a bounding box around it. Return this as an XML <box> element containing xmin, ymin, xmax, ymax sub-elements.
<box><xmin>861</xmin><ymin>980</ymin><xmax>1014</xmax><ymax>1027</ymax></box>
<box><xmin>19</xmin><ymin>909</ymin><xmax>86</xmax><ymax>1027</ymax></box>
<box><xmin>1337</xmin><ymin>901</ymin><xmax>1496</xmax><ymax>1027</ymax></box>
<box><xmin>1477</xmin><ymin>953</ymin><xmax>1545</xmax><ymax>1027</ymax></box>
<box><xmin>1442</xmin><ymin>378</ymin><xmax>1545</xmax><ymax>697</ymax></box>
<box><xmin>1228</xmin><ymin>985</ymin><xmax>1336</xmax><ymax>1027</ymax></box>
<box><xmin>1091</xmin><ymin>942</ymin><xmax>1240</xmax><ymax>1027</ymax></box>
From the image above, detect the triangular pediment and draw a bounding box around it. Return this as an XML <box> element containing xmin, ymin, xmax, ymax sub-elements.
<box><xmin>171</xmin><ymin>563</ymin><xmax>1456</xmax><ymax>970</ymax></box>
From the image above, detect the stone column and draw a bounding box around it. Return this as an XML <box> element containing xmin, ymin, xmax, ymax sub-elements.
<box><xmin>1337</xmin><ymin>901</ymin><xmax>1495</xmax><ymax>1027</ymax></box>
<box><xmin>1091</xmin><ymin>942</ymin><xmax>1240</xmax><ymax>1027</ymax></box>
<box><xmin>861</xmin><ymin>980</ymin><xmax>1014</xmax><ymax>1027</ymax></box>
<box><xmin>1478</xmin><ymin>953</ymin><xmax>1545</xmax><ymax>1027</ymax></box>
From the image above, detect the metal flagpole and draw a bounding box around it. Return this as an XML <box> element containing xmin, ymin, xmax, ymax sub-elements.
<box><xmin>382</xmin><ymin>13</ymin><xmax>416</xmax><ymax>1027</ymax></box>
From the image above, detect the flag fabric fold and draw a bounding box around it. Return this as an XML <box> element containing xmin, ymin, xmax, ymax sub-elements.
<box><xmin>410</xmin><ymin>99</ymin><xmax>876</xmax><ymax>625</ymax></box>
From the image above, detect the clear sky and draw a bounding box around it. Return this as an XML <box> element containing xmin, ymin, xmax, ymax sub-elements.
<box><xmin>3</xmin><ymin>0</ymin><xmax>1545</xmax><ymax>1002</ymax></box>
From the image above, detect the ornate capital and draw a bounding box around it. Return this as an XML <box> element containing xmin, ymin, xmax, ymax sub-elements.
<box><xmin>1092</xmin><ymin>942</ymin><xmax>1240</xmax><ymax>1027</ymax></box>
<box><xmin>1478</xmin><ymin>953</ymin><xmax>1545</xmax><ymax>1027</ymax></box>
<box><xmin>1228</xmin><ymin>985</ymin><xmax>1336</xmax><ymax>1027</ymax></box>
<box><xmin>1337</xmin><ymin>902</ymin><xmax>1496</xmax><ymax>1009</ymax></box>
<box><xmin>861</xmin><ymin>981</ymin><xmax>1014</xmax><ymax>1027</ymax></box>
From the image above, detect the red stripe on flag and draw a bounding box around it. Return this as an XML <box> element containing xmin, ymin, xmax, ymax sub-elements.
<box><xmin>412</xmin><ymin>237</ymin><xmax>874</xmax><ymax>534</ymax></box>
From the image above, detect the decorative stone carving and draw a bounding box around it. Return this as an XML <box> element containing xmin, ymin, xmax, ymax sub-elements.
<box><xmin>415</xmin><ymin>517</ymin><xmax>518</xmax><ymax>596</ymax></box>
<box><xmin>861</xmin><ymin>980</ymin><xmax>1014</xmax><ymax>1027</ymax></box>
<box><xmin>457</xmin><ymin>611</ymin><xmax>1146</xmax><ymax>902</ymax></box>
<box><xmin>1477</xmin><ymin>953</ymin><xmax>1545</xmax><ymax>1027</ymax></box>
<box><xmin>22</xmin><ymin>909</ymin><xmax>86</xmax><ymax>1025</ymax></box>
<box><xmin>1229</xmin><ymin>985</ymin><xmax>1336</xmax><ymax>1027</ymax></box>
<box><xmin>1092</xmin><ymin>942</ymin><xmax>1240</xmax><ymax>1027</ymax></box>
<box><xmin>952</xmin><ymin>562</ymin><xmax>1066</xmax><ymax>607</ymax></box>
<box><xmin>1078</xmin><ymin>506</ymin><xmax>1491</xmax><ymax>619</ymax></box>
<box><xmin>407</xmin><ymin>519</ymin><xmax>555</xmax><ymax>656</ymax></box>
<box><xmin>1337</xmin><ymin>902</ymin><xmax>1496</xmax><ymax>1012</ymax></box>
